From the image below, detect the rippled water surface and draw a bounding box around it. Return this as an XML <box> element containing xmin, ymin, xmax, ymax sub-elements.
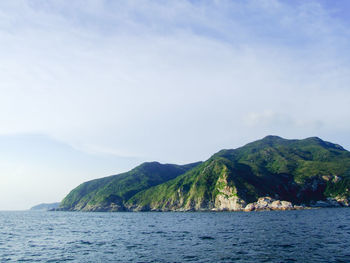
<box><xmin>0</xmin><ymin>209</ymin><xmax>350</xmax><ymax>262</ymax></box>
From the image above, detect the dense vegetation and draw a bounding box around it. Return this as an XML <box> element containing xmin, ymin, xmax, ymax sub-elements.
<box><xmin>60</xmin><ymin>136</ymin><xmax>350</xmax><ymax>211</ymax></box>
<box><xmin>60</xmin><ymin>161</ymin><xmax>201</xmax><ymax>211</ymax></box>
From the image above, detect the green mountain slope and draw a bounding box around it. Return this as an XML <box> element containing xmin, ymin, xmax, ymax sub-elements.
<box><xmin>60</xmin><ymin>136</ymin><xmax>350</xmax><ymax>212</ymax></box>
<box><xmin>60</xmin><ymin>161</ymin><xmax>201</xmax><ymax>211</ymax></box>
<box><xmin>126</xmin><ymin>136</ymin><xmax>350</xmax><ymax>211</ymax></box>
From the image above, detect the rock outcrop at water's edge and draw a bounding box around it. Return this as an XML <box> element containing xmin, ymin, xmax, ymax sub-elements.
<box><xmin>243</xmin><ymin>197</ymin><xmax>294</xmax><ymax>211</ymax></box>
<box><xmin>242</xmin><ymin>196</ymin><xmax>350</xmax><ymax>211</ymax></box>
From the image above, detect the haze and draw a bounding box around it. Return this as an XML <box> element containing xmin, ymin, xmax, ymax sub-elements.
<box><xmin>1</xmin><ymin>0</ymin><xmax>350</xmax><ymax>210</ymax></box>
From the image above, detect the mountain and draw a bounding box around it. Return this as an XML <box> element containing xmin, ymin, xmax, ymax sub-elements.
<box><xmin>30</xmin><ymin>202</ymin><xmax>60</xmax><ymax>211</ymax></box>
<box><xmin>60</xmin><ymin>161</ymin><xmax>201</xmax><ymax>211</ymax></box>
<box><xmin>60</xmin><ymin>136</ymin><xmax>350</xmax><ymax>212</ymax></box>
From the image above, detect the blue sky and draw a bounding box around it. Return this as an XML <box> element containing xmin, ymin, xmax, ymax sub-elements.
<box><xmin>1</xmin><ymin>0</ymin><xmax>350</xmax><ymax>210</ymax></box>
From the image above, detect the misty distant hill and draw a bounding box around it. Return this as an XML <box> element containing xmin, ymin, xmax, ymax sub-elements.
<box><xmin>30</xmin><ymin>202</ymin><xmax>60</xmax><ymax>211</ymax></box>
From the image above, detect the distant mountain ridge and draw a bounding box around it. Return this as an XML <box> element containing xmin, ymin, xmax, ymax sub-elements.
<box><xmin>59</xmin><ymin>136</ymin><xmax>350</xmax><ymax>212</ymax></box>
<box><xmin>30</xmin><ymin>202</ymin><xmax>60</xmax><ymax>211</ymax></box>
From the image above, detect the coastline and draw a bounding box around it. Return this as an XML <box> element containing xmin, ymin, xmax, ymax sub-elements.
<box><xmin>54</xmin><ymin>196</ymin><xmax>350</xmax><ymax>212</ymax></box>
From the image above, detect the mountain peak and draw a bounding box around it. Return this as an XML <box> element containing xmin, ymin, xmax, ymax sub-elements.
<box><xmin>303</xmin><ymin>136</ymin><xmax>345</xmax><ymax>150</ymax></box>
<box><xmin>262</xmin><ymin>135</ymin><xmax>284</xmax><ymax>141</ymax></box>
<box><xmin>304</xmin><ymin>136</ymin><xmax>323</xmax><ymax>142</ymax></box>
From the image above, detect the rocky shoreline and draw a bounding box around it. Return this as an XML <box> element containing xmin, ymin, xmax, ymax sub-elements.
<box><xmin>216</xmin><ymin>196</ymin><xmax>350</xmax><ymax>212</ymax></box>
<box><xmin>241</xmin><ymin>197</ymin><xmax>297</xmax><ymax>212</ymax></box>
<box><xmin>54</xmin><ymin>196</ymin><xmax>350</xmax><ymax>212</ymax></box>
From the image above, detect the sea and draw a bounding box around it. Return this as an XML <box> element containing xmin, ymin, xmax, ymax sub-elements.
<box><xmin>0</xmin><ymin>208</ymin><xmax>349</xmax><ymax>262</ymax></box>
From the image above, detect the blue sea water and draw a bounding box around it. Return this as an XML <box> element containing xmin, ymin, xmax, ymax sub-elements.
<box><xmin>0</xmin><ymin>209</ymin><xmax>349</xmax><ymax>262</ymax></box>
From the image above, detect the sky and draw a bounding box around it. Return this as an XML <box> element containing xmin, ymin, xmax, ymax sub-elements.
<box><xmin>1</xmin><ymin>0</ymin><xmax>350</xmax><ymax>210</ymax></box>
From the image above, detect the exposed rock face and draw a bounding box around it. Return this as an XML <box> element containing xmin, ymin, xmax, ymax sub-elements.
<box><xmin>243</xmin><ymin>203</ymin><xmax>256</xmax><ymax>212</ymax></box>
<box><xmin>244</xmin><ymin>197</ymin><xmax>294</xmax><ymax>211</ymax></box>
<box><xmin>242</xmin><ymin>195</ymin><xmax>350</xmax><ymax>211</ymax></box>
<box><xmin>213</xmin><ymin>173</ymin><xmax>246</xmax><ymax>211</ymax></box>
<box><xmin>321</xmin><ymin>175</ymin><xmax>342</xmax><ymax>183</ymax></box>
<box><xmin>271</xmin><ymin>200</ymin><xmax>294</xmax><ymax>210</ymax></box>
<box><xmin>214</xmin><ymin>194</ymin><xmax>298</xmax><ymax>212</ymax></box>
<box><xmin>214</xmin><ymin>194</ymin><xmax>246</xmax><ymax>211</ymax></box>
<box><xmin>335</xmin><ymin>196</ymin><xmax>350</xmax><ymax>206</ymax></box>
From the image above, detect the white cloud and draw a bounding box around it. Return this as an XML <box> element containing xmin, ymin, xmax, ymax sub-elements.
<box><xmin>0</xmin><ymin>0</ymin><xmax>350</xmax><ymax>164</ymax></box>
